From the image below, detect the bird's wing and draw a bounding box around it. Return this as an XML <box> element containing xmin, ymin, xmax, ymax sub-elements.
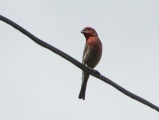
<box><xmin>82</xmin><ymin>44</ymin><xmax>93</xmax><ymax>66</ymax></box>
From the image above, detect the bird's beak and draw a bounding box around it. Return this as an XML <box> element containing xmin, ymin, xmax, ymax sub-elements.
<box><xmin>81</xmin><ymin>30</ymin><xmax>87</xmax><ymax>34</ymax></box>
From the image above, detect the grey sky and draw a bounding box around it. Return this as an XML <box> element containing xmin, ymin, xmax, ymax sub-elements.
<box><xmin>0</xmin><ymin>0</ymin><xmax>159</xmax><ymax>119</ymax></box>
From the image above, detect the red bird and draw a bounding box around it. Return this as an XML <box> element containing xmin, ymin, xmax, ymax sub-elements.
<box><xmin>79</xmin><ymin>27</ymin><xmax>102</xmax><ymax>100</ymax></box>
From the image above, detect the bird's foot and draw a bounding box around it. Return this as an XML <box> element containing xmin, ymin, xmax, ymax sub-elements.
<box><xmin>87</xmin><ymin>67</ymin><xmax>101</xmax><ymax>76</ymax></box>
<box><xmin>93</xmin><ymin>69</ymin><xmax>101</xmax><ymax>76</ymax></box>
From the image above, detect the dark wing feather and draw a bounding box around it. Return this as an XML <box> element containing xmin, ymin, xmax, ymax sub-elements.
<box><xmin>82</xmin><ymin>44</ymin><xmax>93</xmax><ymax>66</ymax></box>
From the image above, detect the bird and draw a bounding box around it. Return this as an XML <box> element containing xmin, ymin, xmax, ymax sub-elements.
<box><xmin>79</xmin><ymin>27</ymin><xmax>102</xmax><ymax>100</ymax></box>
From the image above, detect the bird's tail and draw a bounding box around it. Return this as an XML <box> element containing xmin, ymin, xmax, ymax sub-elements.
<box><xmin>78</xmin><ymin>73</ymin><xmax>90</xmax><ymax>100</ymax></box>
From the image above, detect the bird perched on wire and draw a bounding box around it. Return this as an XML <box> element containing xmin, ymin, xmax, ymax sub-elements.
<box><xmin>79</xmin><ymin>27</ymin><xmax>102</xmax><ymax>100</ymax></box>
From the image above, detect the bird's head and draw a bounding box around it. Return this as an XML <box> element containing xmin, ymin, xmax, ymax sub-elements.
<box><xmin>81</xmin><ymin>27</ymin><xmax>98</xmax><ymax>39</ymax></box>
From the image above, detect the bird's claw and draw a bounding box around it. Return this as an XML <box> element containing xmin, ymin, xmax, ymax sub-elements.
<box><xmin>93</xmin><ymin>69</ymin><xmax>101</xmax><ymax>76</ymax></box>
<box><xmin>87</xmin><ymin>67</ymin><xmax>101</xmax><ymax>76</ymax></box>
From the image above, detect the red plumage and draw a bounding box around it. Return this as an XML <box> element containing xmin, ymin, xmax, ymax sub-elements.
<box><xmin>79</xmin><ymin>27</ymin><xmax>102</xmax><ymax>100</ymax></box>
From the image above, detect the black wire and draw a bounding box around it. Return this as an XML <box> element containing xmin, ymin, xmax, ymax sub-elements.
<box><xmin>0</xmin><ymin>15</ymin><xmax>158</xmax><ymax>112</ymax></box>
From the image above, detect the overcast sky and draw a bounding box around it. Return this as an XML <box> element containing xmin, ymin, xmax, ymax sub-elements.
<box><xmin>0</xmin><ymin>0</ymin><xmax>159</xmax><ymax>120</ymax></box>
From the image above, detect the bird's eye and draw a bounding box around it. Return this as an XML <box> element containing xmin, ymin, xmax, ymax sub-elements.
<box><xmin>87</xmin><ymin>28</ymin><xmax>91</xmax><ymax>30</ymax></box>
